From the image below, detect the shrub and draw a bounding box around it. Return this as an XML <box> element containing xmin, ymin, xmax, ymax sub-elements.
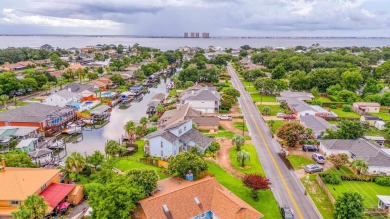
<box><xmin>330</xmin><ymin>105</ymin><xmax>337</xmax><ymax>109</ymax></box>
<box><xmin>341</xmin><ymin>174</ymin><xmax>376</xmax><ymax>182</ymax></box>
<box><xmin>310</xmin><ymin>99</ymin><xmax>322</xmax><ymax>106</ymax></box>
<box><xmin>209</xmin><ymin>141</ymin><xmax>220</xmax><ymax>152</ymax></box>
<box><xmin>342</xmin><ymin>105</ymin><xmax>352</xmax><ymax>112</ymax></box>
<box><xmin>375</xmin><ymin>176</ymin><xmax>390</xmax><ymax>186</ymax></box>
<box><xmin>321</xmin><ymin>173</ymin><xmax>342</xmax><ymax>185</ymax></box>
<box><xmin>150</xmin><ymin>115</ymin><xmax>159</xmax><ymax>122</ymax></box>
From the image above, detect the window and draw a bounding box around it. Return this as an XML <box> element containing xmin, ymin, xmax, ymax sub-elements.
<box><xmin>10</xmin><ymin>200</ymin><xmax>20</xmax><ymax>206</ymax></box>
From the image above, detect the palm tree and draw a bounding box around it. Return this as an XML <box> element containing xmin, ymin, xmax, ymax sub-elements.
<box><xmin>11</xmin><ymin>194</ymin><xmax>47</xmax><ymax>219</ymax></box>
<box><xmin>140</xmin><ymin>117</ymin><xmax>148</xmax><ymax>132</ymax></box>
<box><xmin>135</xmin><ymin>125</ymin><xmax>144</xmax><ymax>139</ymax></box>
<box><xmin>105</xmin><ymin>140</ymin><xmax>120</xmax><ymax>158</ymax></box>
<box><xmin>65</xmin><ymin>152</ymin><xmax>86</xmax><ymax>181</ymax></box>
<box><xmin>124</xmin><ymin>121</ymin><xmax>136</xmax><ymax>144</ymax></box>
<box><xmin>12</xmin><ymin>97</ymin><xmax>19</xmax><ymax>108</ymax></box>
<box><xmin>267</xmin><ymin>120</ymin><xmax>275</xmax><ymax>129</ymax></box>
<box><xmin>0</xmin><ymin>95</ymin><xmax>10</xmax><ymax>109</ymax></box>
<box><xmin>156</xmin><ymin>103</ymin><xmax>165</xmax><ymax>116</ymax></box>
<box><xmin>237</xmin><ymin>150</ymin><xmax>251</xmax><ymax>167</ymax></box>
<box><xmin>76</xmin><ymin>68</ymin><xmax>85</xmax><ymax>83</ymax></box>
<box><xmin>262</xmin><ymin>107</ymin><xmax>271</xmax><ymax>116</ymax></box>
<box><xmin>351</xmin><ymin>159</ymin><xmax>368</xmax><ymax>175</ymax></box>
<box><xmin>232</xmin><ymin>134</ymin><xmax>245</xmax><ymax>151</ymax></box>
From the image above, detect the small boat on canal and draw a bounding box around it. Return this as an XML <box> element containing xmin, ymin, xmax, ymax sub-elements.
<box><xmin>62</xmin><ymin>123</ymin><xmax>82</xmax><ymax>134</ymax></box>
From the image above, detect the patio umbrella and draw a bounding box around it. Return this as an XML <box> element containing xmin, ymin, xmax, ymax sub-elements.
<box><xmin>58</xmin><ymin>202</ymin><xmax>70</xmax><ymax>210</ymax></box>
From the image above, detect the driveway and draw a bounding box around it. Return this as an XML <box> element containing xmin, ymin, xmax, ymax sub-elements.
<box><xmin>227</xmin><ymin>63</ymin><xmax>321</xmax><ymax>219</ymax></box>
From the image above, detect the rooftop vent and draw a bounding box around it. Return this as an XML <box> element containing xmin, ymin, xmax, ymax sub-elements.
<box><xmin>194</xmin><ymin>197</ymin><xmax>201</xmax><ymax>205</ymax></box>
<box><xmin>162</xmin><ymin>204</ymin><xmax>173</xmax><ymax>219</ymax></box>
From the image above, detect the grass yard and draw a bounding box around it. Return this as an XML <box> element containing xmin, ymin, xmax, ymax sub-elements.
<box><xmin>301</xmin><ymin>175</ymin><xmax>334</xmax><ymax>219</ymax></box>
<box><xmin>115</xmin><ymin>158</ymin><xmax>169</xmax><ymax>179</ymax></box>
<box><xmin>257</xmin><ymin>104</ymin><xmax>289</xmax><ymax>116</ymax></box>
<box><xmin>331</xmin><ymin>108</ymin><xmax>360</xmax><ymax>119</ymax></box>
<box><xmin>364</xmin><ymin>127</ymin><xmax>390</xmax><ymax>143</ymax></box>
<box><xmin>326</xmin><ymin>181</ymin><xmax>390</xmax><ymax>208</ymax></box>
<box><xmin>16</xmin><ymin>101</ymin><xmax>30</xmax><ymax>107</ymax></box>
<box><xmin>286</xmin><ymin>155</ymin><xmax>315</xmax><ymax>170</ymax></box>
<box><xmin>206</xmin><ymin>131</ymin><xmax>251</xmax><ymax>140</ymax></box>
<box><xmin>230</xmin><ymin>144</ymin><xmax>265</xmax><ymax>175</ymax></box>
<box><xmin>267</xmin><ymin>120</ymin><xmax>287</xmax><ymax>134</ymax></box>
<box><xmin>246</xmin><ymin>86</ymin><xmax>258</xmax><ymax>93</ymax></box>
<box><xmin>207</xmin><ymin>162</ymin><xmax>281</xmax><ymax>219</ymax></box>
<box><xmin>325</xmin><ymin>166</ymin><xmax>354</xmax><ymax>175</ymax></box>
<box><xmin>371</xmin><ymin>112</ymin><xmax>390</xmax><ymax>121</ymax></box>
<box><xmin>251</xmin><ymin>94</ymin><xmax>277</xmax><ymax>102</ymax></box>
<box><xmin>319</xmin><ymin>97</ymin><xmax>333</xmax><ymax>103</ymax></box>
<box><xmin>233</xmin><ymin>122</ymin><xmax>249</xmax><ymax>132</ymax></box>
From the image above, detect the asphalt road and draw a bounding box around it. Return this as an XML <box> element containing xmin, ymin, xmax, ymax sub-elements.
<box><xmin>227</xmin><ymin>63</ymin><xmax>321</xmax><ymax>219</ymax></box>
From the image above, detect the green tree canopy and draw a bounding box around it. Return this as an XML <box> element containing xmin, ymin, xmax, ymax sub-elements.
<box><xmin>168</xmin><ymin>152</ymin><xmax>207</xmax><ymax>178</ymax></box>
<box><xmin>11</xmin><ymin>194</ymin><xmax>47</xmax><ymax>219</ymax></box>
<box><xmin>334</xmin><ymin>192</ymin><xmax>364</xmax><ymax>219</ymax></box>
<box><xmin>0</xmin><ymin>150</ymin><xmax>37</xmax><ymax>167</ymax></box>
<box><xmin>87</xmin><ymin>151</ymin><xmax>105</xmax><ymax>169</ymax></box>
<box><xmin>126</xmin><ymin>168</ymin><xmax>159</xmax><ymax>195</ymax></box>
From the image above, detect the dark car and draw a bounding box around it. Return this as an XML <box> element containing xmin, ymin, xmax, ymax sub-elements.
<box><xmin>280</xmin><ymin>206</ymin><xmax>294</xmax><ymax>219</ymax></box>
<box><xmin>302</xmin><ymin>144</ymin><xmax>318</xmax><ymax>152</ymax></box>
<box><xmin>304</xmin><ymin>164</ymin><xmax>324</xmax><ymax>173</ymax></box>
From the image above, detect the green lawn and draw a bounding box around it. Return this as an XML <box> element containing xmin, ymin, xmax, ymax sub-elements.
<box><xmin>301</xmin><ymin>175</ymin><xmax>334</xmax><ymax>219</ymax></box>
<box><xmin>319</xmin><ymin>97</ymin><xmax>333</xmax><ymax>103</ymax></box>
<box><xmin>286</xmin><ymin>155</ymin><xmax>315</xmax><ymax>170</ymax></box>
<box><xmin>371</xmin><ymin>112</ymin><xmax>390</xmax><ymax>121</ymax></box>
<box><xmin>326</xmin><ymin>181</ymin><xmax>390</xmax><ymax>208</ymax></box>
<box><xmin>257</xmin><ymin>104</ymin><xmax>290</xmax><ymax>116</ymax></box>
<box><xmin>246</xmin><ymin>86</ymin><xmax>258</xmax><ymax>93</ymax></box>
<box><xmin>331</xmin><ymin>108</ymin><xmax>360</xmax><ymax>119</ymax></box>
<box><xmin>206</xmin><ymin>131</ymin><xmax>251</xmax><ymax>140</ymax></box>
<box><xmin>16</xmin><ymin>101</ymin><xmax>30</xmax><ymax>107</ymax></box>
<box><xmin>230</xmin><ymin>144</ymin><xmax>265</xmax><ymax>175</ymax></box>
<box><xmin>267</xmin><ymin>120</ymin><xmax>287</xmax><ymax>134</ymax></box>
<box><xmin>364</xmin><ymin>127</ymin><xmax>390</xmax><ymax>144</ymax></box>
<box><xmin>115</xmin><ymin>158</ymin><xmax>169</xmax><ymax>179</ymax></box>
<box><xmin>240</xmin><ymin>79</ymin><xmax>255</xmax><ymax>88</ymax></box>
<box><xmin>325</xmin><ymin>166</ymin><xmax>354</xmax><ymax>175</ymax></box>
<box><xmin>207</xmin><ymin>162</ymin><xmax>281</xmax><ymax>219</ymax></box>
<box><xmin>251</xmin><ymin>94</ymin><xmax>277</xmax><ymax>102</ymax></box>
<box><xmin>233</xmin><ymin>122</ymin><xmax>248</xmax><ymax>132</ymax></box>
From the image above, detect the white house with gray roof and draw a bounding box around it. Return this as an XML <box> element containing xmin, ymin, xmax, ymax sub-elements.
<box><xmin>300</xmin><ymin>115</ymin><xmax>336</xmax><ymax>138</ymax></box>
<box><xmin>180</xmin><ymin>86</ymin><xmax>220</xmax><ymax>113</ymax></box>
<box><xmin>144</xmin><ymin>120</ymin><xmax>213</xmax><ymax>159</ymax></box>
<box><xmin>320</xmin><ymin>139</ymin><xmax>390</xmax><ymax>175</ymax></box>
<box><xmin>43</xmin><ymin>89</ymin><xmax>81</xmax><ymax>107</ymax></box>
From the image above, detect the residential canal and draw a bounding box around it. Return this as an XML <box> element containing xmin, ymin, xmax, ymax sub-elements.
<box><xmin>65</xmin><ymin>78</ymin><xmax>171</xmax><ymax>156</ymax></box>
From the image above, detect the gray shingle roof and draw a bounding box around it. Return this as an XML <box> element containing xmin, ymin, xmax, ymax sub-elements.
<box><xmin>181</xmin><ymin>87</ymin><xmax>220</xmax><ymax>102</ymax></box>
<box><xmin>300</xmin><ymin>115</ymin><xmax>332</xmax><ymax>132</ymax></box>
<box><xmin>0</xmin><ymin>103</ymin><xmax>61</xmax><ymax>123</ymax></box>
<box><xmin>63</xmin><ymin>83</ymin><xmax>95</xmax><ymax>93</ymax></box>
<box><xmin>179</xmin><ymin>129</ymin><xmax>213</xmax><ymax>149</ymax></box>
<box><xmin>320</xmin><ymin>138</ymin><xmax>390</xmax><ymax>167</ymax></box>
<box><xmin>192</xmin><ymin>117</ymin><xmax>219</xmax><ymax>127</ymax></box>
<box><xmin>279</xmin><ymin>91</ymin><xmax>314</xmax><ymax>101</ymax></box>
<box><xmin>28</xmin><ymin>148</ymin><xmax>53</xmax><ymax>158</ymax></box>
<box><xmin>52</xmin><ymin>89</ymin><xmax>79</xmax><ymax>99</ymax></box>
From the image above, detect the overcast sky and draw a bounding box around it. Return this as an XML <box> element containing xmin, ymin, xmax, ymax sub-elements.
<box><xmin>0</xmin><ymin>0</ymin><xmax>389</xmax><ymax>37</ymax></box>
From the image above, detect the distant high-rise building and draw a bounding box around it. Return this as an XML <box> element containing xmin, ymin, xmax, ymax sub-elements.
<box><xmin>190</xmin><ymin>32</ymin><xmax>196</xmax><ymax>38</ymax></box>
<box><xmin>184</xmin><ymin>32</ymin><xmax>189</xmax><ymax>38</ymax></box>
<box><xmin>202</xmin><ymin>33</ymin><xmax>210</xmax><ymax>38</ymax></box>
<box><xmin>195</xmin><ymin>32</ymin><xmax>200</xmax><ymax>38</ymax></box>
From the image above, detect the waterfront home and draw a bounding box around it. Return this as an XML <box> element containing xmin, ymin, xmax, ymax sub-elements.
<box><xmin>28</xmin><ymin>148</ymin><xmax>54</xmax><ymax>166</ymax></box>
<box><xmin>159</xmin><ymin>103</ymin><xmax>219</xmax><ymax>131</ymax></box>
<box><xmin>180</xmin><ymin>85</ymin><xmax>221</xmax><ymax>114</ymax></box>
<box><xmin>146</xmin><ymin>93</ymin><xmax>165</xmax><ymax>115</ymax></box>
<box><xmin>63</xmin><ymin>83</ymin><xmax>96</xmax><ymax>94</ymax></box>
<box><xmin>89</xmin><ymin>78</ymin><xmax>114</xmax><ymax>90</ymax></box>
<box><xmin>319</xmin><ymin>139</ymin><xmax>390</xmax><ymax>175</ymax></box>
<box><xmin>0</xmin><ymin>165</ymin><xmax>84</xmax><ymax>218</ymax></box>
<box><xmin>15</xmin><ymin>138</ymin><xmax>38</xmax><ymax>153</ymax></box>
<box><xmin>0</xmin><ymin>126</ymin><xmax>39</xmax><ymax>140</ymax></box>
<box><xmin>0</xmin><ymin>103</ymin><xmax>76</xmax><ymax>136</ymax></box>
<box><xmin>43</xmin><ymin>90</ymin><xmax>81</xmax><ymax>107</ymax></box>
<box><xmin>133</xmin><ymin>176</ymin><xmax>263</xmax><ymax>219</ymax></box>
<box><xmin>352</xmin><ymin>102</ymin><xmax>381</xmax><ymax>114</ymax></box>
<box><xmin>144</xmin><ymin>120</ymin><xmax>213</xmax><ymax>159</ymax></box>
<box><xmin>130</xmin><ymin>85</ymin><xmax>144</xmax><ymax>96</ymax></box>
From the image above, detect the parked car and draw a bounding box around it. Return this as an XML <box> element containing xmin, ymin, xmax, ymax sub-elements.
<box><xmin>277</xmin><ymin>113</ymin><xmax>285</xmax><ymax>118</ymax></box>
<box><xmin>283</xmin><ymin>114</ymin><xmax>296</xmax><ymax>120</ymax></box>
<box><xmin>304</xmin><ymin>164</ymin><xmax>324</xmax><ymax>173</ymax></box>
<box><xmin>218</xmin><ymin>115</ymin><xmax>232</xmax><ymax>120</ymax></box>
<box><xmin>302</xmin><ymin>144</ymin><xmax>318</xmax><ymax>152</ymax></box>
<box><xmin>312</xmin><ymin>153</ymin><xmax>326</xmax><ymax>164</ymax></box>
<box><xmin>280</xmin><ymin>206</ymin><xmax>294</xmax><ymax>219</ymax></box>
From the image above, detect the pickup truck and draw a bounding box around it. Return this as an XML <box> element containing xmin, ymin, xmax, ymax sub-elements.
<box><xmin>218</xmin><ymin>115</ymin><xmax>232</xmax><ymax>120</ymax></box>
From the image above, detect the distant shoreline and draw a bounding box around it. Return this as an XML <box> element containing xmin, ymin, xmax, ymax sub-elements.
<box><xmin>0</xmin><ymin>34</ymin><xmax>389</xmax><ymax>39</ymax></box>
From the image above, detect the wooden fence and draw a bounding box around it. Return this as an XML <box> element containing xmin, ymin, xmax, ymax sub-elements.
<box><xmin>139</xmin><ymin>157</ymin><xmax>168</xmax><ymax>168</ymax></box>
<box><xmin>316</xmin><ymin>175</ymin><xmax>336</xmax><ymax>204</ymax></box>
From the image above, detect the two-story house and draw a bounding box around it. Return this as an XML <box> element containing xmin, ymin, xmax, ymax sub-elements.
<box><xmin>180</xmin><ymin>85</ymin><xmax>220</xmax><ymax>114</ymax></box>
<box><xmin>43</xmin><ymin>90</ymin><xmax>80</xmax><ymax>107</ymax></box>
<box><xmin>144</xmin><ymin>120</ymin><xmax>213</xmax><ymax>159</ymax></box>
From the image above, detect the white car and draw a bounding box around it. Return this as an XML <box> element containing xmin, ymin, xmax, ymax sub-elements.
<box><xmin>277</xmin><ymin>113</ymin><xmax>286</xmax><ymax>118</ymax></box>
<box><xmin>312</xmin><ymin>153</ymin><xmax>326</xmax><ymax>164</ymax></box>
<box><xmin>218</xmin><ymin>115</ymin><xmax>232</xmax><ymax>120</ymax></box>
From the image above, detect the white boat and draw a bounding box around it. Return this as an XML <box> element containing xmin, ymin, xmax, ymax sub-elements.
<box><xmin>62</xmin><ymin>124</ymin><xmax>82</xmax><ymax>134</ymax></box>
<box><xmin>82</xmin><ymin>119</ymin><xmax>95</xmax><ymax>125</ymax></box>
